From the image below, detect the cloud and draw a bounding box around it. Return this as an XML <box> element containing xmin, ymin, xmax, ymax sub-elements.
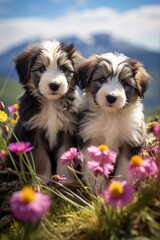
<box><xmin>0</xmin><ymin>5</ymin><xmax>160</xmax><ymax>53</ymax></box>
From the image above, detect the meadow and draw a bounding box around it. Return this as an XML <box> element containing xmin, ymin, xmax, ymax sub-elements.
<box><xmin>0</xmin><ymin>77</ymin><xmax>160</xmax><ymax>240</ymax></box>
<box><xmin>0</xmin><ymin>77</ymin><xmax>22</xmax><ymax>110</ymax></box>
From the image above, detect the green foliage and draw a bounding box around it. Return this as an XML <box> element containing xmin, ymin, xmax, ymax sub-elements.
<box><xmin>47</xmin><ymin>179</ymin><xmax>160</xmax><ymax>240</ymax></box>
<box><xmin>0</xmin><ymin>82</ymin><xmax>160</xmax><ymax>240</ymax></box>
<box><xmin>0</xmin><ymin>77</ymin><xmax>22</xmax><ymax>109</ymax></box>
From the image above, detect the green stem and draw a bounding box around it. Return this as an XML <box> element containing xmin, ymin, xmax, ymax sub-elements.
<box><xmin>19</xmin><ymin>153</ymin><xmax>27</xmax><ymax>184</ymax></box>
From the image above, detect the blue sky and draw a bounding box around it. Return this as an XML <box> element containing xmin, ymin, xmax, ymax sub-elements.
<box><xmin>0</xmin><ymin>0</ymin><xmax>160</xmax><ymax>53</ymax></box>
<box><xmin>1</xmin><ymin>0</ymin><xmax>160</xmax><ymax>18</ymax></box>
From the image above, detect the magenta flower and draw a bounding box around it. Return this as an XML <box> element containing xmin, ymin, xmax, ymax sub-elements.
<box><xmin>104</xmin><ymin>180</ymin><xmax>134</xmax><ymax>208</ymax></box>
<box><xmin>61</xmin><ymin>147</ymin><xmax>79</xmax><ymax>166</ymax></box>
<box><xmin>88</xmin><ymin>145</ymin><xmax>117</xmax><ymax>163</ymax></box>
<box><xmin>154</xmin><ymin>123</ymin><xmax>160</xmax><ymax>138</ymax></box>
<box><xmin>128</xmin><ymin>155</ymin><xmax>158</xmax><ymax>180</ymax></box>
<box><xmin>88</xmin><ymin>159</ymin><xmax>115</xmax><ymax>177</ymax></box>
<box><xmin>8</xmin><ymin>103</ymin><xmax>19</xmax><ymax>114</ymax></box>
<box><xmin>8</xmin><ymin>142</ymin><xmax>34</xmax><ymax>154</ymax></box>
<box><xmin>87</xmin><ymin>145</ymin><xmax>117</xmax><ymax>177</ymax></box>
<box><xmin>10</xmin><ymin>186</ymin><xmax>51</xmax><ymax>223</ymax></box>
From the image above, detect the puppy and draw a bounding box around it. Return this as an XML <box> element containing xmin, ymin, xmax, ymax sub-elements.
<box><xmin>77</xmin><ymin>52</ymin><xmax>151</xmax><ymax>190</ymax></box>
<box><xmin>6</xmin><ymin>40</ymin><xmax>83</xmax><ymax>183</ymax></box>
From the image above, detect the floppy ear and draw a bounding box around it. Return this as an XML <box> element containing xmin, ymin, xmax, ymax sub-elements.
<box><xmin>77</xmin><ymin>55</ymin><xmax>97</xmax><ymax>89</ymax></box>
<box><xmin>129</xmin><ymin>59</ymin><xmax>151</xmax><ymax>98</ymax></box>
<box><xmin>60</xmin><ymin>42</ymin><xmax>76</xmax><ymax>58</ymax></box>
<box><xmin>14</xmin><ymin>46</ymin><xmax>39</xmax><ymax>85</ymax></box>
<box><xmin>71</xmin><ymin>51</ymin><xmax>86</xmax><ymax>86</ymax></box>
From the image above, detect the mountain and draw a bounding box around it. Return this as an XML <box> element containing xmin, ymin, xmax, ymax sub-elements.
<box><xmin>0</xmin><ymin>33</ymin><xmax>160</xmax><ymax>110</ymax></box>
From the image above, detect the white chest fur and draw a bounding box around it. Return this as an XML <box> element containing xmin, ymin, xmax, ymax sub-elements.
<box><xmin>24</xmin><ymin>101</ymin><xmax>74</xmax><ymax>149</ymax></box>
<box><xmin>80</xmin><ymin>101</ymin><xmax>145</xmax><ymax>152</ymax></box>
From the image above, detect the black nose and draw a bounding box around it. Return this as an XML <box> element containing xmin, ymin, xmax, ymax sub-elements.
<box><xmin>49</xmin><ymin>83</ymin><xmax>60</xmax><ymax>91</ymax></box>
<box><xmin>106</xmin><ymin>95</ymin><xmax>117</xmax><ymax>104</ymax></box>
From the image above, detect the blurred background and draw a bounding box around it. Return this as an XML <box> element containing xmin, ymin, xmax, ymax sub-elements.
<box><xmin>0</xmin><ymin>0</ymin><xmax>160</xmax><ymax>114</ymax></box>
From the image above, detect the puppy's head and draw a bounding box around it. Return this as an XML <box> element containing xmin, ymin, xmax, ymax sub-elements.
<box><xmin>78</xmin><ymin>52</ymin><xmax>151</xmax><ymax>112</ymax></box>
<box><xmin>15</xmin><ymin>40</ymin><xmax>82</xmax><ymax>100</ymax></box>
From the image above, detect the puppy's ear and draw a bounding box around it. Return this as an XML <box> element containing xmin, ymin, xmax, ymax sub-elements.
<box><xmin>60</xmin><ymin>42</ymin><xmax>85</xmax><ymax>70</ymax></box>
<box><xmin>60</xmin><ymin>42</ymin><xmax>76</xmax><ymax>58</ymax></box>
<box><xmin>77</xmin><ymin>56</ymin><xmax>97</xmax><ymax>89</ymax></box>
<box><xmin>14</xmin><ymin>46</ymin><xmax>39</xmax><ymax>85</ymax></box>
<box><xmin>129</xmin><ymin>59</ymin><xmax>151</xmax><ymax>98</ymax></box>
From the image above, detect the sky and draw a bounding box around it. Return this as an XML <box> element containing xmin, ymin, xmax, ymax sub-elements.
<box><xmin>0</xmin><ymin>0</ymin><xmax>160</xmax><ymax>54</ymax></box>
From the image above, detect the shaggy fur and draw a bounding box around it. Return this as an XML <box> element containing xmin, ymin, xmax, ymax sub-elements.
<box><xmin>6</xmin><ymin>40</ymin><xmax>83</xmax><ymax>183</ymax></box>
<box><xmin>77</xmin><ymin>52</ymin><xmax>151</xmax><ymax>191</ymax></box>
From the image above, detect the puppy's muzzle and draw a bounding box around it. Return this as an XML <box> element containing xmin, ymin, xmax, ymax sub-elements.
<box><xmin>49</xmin><ymin>82</ymin><xmax>60</xmax><ymax>92</ymax></box>
<box><xmin>106</xmin><ymin>95</ymin><xmax>117</xmax><ymax>104</ymax></box>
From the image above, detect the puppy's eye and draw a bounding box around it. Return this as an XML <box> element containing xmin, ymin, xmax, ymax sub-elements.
<box><xmin>98</xmin><ymin>77</ymin><xmax>106</xmax><ymax>83</ymax></box>
<box><xmin>39</xmin><ymin>66</ymin><xmax>46</xmax><ymax>73</ymax></box>
<box><xmin>60</xmin><ymin>65</ymin><xmax>69</xmax><ymax>72</ymax></box>
<box><xmin>120</xmin><ymin>79</ymin><xmax>128</xmax><ymax>87</ymax></box>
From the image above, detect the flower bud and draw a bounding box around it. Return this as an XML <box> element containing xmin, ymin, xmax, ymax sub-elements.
<box><xmin>0</xmin><ymin>101</ymin><xmax>5</xmax><ymax>111</ymax></box>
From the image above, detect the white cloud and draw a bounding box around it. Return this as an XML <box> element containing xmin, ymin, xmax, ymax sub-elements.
<box><xmin>0</xmin><ymin>5</ymin><xmax>160</xmax><ymax>54</ymax></box>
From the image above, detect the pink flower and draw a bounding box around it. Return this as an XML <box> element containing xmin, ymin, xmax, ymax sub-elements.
<box><xmin>104</xmin><ymin>180</ymin><xmax>134</xmax><ymax>208</ymax></box>
<box><xmin>154</xmin><ymin>123</ymin><xmax>160</xmax><ymax>138</ymax></box>
<box><xmin>61</xmin><ymin>147</ymin><xmax>79</xmax><ymax>166</ymax></box>
<box><xmin>87</xmin><ymin>145</ymin><xmax>117</xmax><ymax>177</ymax></box>
<box><xmin>128</xmin><ymin>155</ymin><xmax>159</xmax><ymax>180</ymax></box>
<box><xmin>88</xmin><ymin>159</ymin><xmax>114</xmax><ymax>177</ymax></box>
<box><xmin>8</xmin><ymin>142</ymin><xmax>34</xmax><ymax>154</ymax></box>
<box><xmin>10</xmin><ymin>186</ymin><xmax>51</xmax><ymax>223</ymax></box>
<box><xmin>8</xmin><ymin>103</ymin><xmax>19</xmax><ymax>114</ymax></box>
<box><xmin>88</xmin><ymin>145</ymin><xmax>117</xmax><ymax>163</ymax></box>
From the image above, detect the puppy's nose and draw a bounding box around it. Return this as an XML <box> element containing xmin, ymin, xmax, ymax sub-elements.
<box><xmin>49</xmin><ymin>83</ymin><xmax>60</xmax><ymax>91</ymax></box>
<box><xmin>106</xmin><ymin>95</ymin><xmax>117</xmax><ymax>104</ymax></box>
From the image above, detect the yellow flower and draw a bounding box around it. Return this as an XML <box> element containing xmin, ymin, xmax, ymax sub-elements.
<box><xmin>20</xmin><ymin>186</ymin><xmax>36</xmax><ymax>203</ymax></box>
<box><xmin>13</xmin><ymin>103</ymin><xmax>19</xmax><ymax>109</ymax></box>
<box><xmin>147</xmin><ymin>121</ymin><xmax>158</xmax><ymax>129</ymax></box>
<box><xmin>109</xmin><ymin>182</ymin><xmax>124</xmax><ymax>196</ymax></box>
<box><xmin>98</xmin><ymin>144</ymin><xmax>108</xmax><ymax>151</ymax></box>
<box><xmin>11</xmin><ymin>118</ymin><xmax>18</xmax><ymax>124</ymax></box>
<box><xmin>0</xmin><ymin>110</ymin><xmax>8</xmax><ymax>122</ymax></box>
<box><xmin>130</xmin><ymin>155</ymin><xmax>143</xmax><ymax>166</ymax></box>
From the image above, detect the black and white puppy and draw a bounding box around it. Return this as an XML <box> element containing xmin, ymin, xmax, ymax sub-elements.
<box><xmin>6</xmin><ymin>40</ymin><xmax>83</xmax><ymax>183</ymax></box>
<box><xmin>77</xmin><ymin>52</ymin><xmax>151</xmax><ymax>190</ymax></box>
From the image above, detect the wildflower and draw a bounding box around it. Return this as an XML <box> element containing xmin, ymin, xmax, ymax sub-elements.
<box><xmin>0</xmin><ymin>110</ymin><xmax>8</xmax><ymax>122</ymax></box>
<box><xmin>8</xmin><ymin>142</ymin><xmax>34</xmax><ymax>154</ymax></box>
<box><xmin>0</xmin><ymin>149</ymin><xmax>7</xmax><ymax>159</ymax></box>
<box><xmin>153</xmin><ymin>123</ymin><xmax>160</xmax><ymax>138</ymax></box>
<box><xmin>88</xmin><ymin>145</ymin><xmax>117</xmax><ymax>163</ymax></box>
<box><xmin>128</xmin><ymin>155</ymin><xmax>158</xmax><ymax>180</ymax></box>
<box><xmin>3</xmin><ymin>125</ymin><xmax>9</xmax><ymax>134</ymax></box>
<box><xmin>10</xmin><ymin>186</ymin><xmax>51</xmax><ymax>223</ymax></box>
<box><xmin>104</xmin><ymin>180</ymin><xmax>134</xmax><ymax>208</ymax></box>
<box><xmin>11</xmin><ymin>118</ymin><xmax>18</xmax><ymax>124</ymax></box>
<box><xmin>88</xmin><ymin>158</ymin><xmax>115</xmax><ymax>177</ymax></box>
<box><xmin>51</xmin><ymin>174</ymin><xmax>66</xmax><ymax>182</ymax></box>
<box><xmin>147</xmin><ymin>121</ymin><xmax>158</xmax><ymax>130</ymax></box>
<box><xmin>8</xmin><ymin>103</ymin><xmax>19</xmax><ymax>114</ymax></box>
<box><xmin>61</xmin><ymin>147</ymin><xmax>79</xmax><ymax>166</ymax></box>
<box><xmin>87</xmin><ymin>145</ymin><xmax>117</xmax><ymax>177</ymax></box>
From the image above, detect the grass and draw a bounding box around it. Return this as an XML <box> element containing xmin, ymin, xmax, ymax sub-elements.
<box><xmin>0</xmin><ymin>89</ymin><xmax>160</xmax><ymax>240</ymax></box>
<box><xmin>0</xmin><ymin>77</ymin><xmax>22</xmax><ymax>110</ymax></box>
<box><xmin>1</xmin><ymin>178</ymin><xmax>159</xmax><ymax>240</ymax></box>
